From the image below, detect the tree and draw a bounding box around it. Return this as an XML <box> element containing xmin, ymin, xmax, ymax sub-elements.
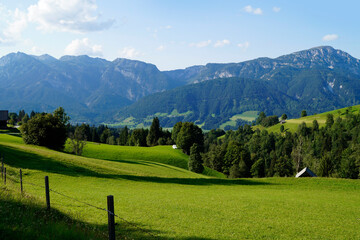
<box><xmin>325</xmin><ymin>114</ymin><xmax>334</xmax><ymax>128</ymax></box>
<box><xmin>301</xmin><ymin>110</ymin><xmax>307</xmax><ymax>117</ymax></box>
<box><xmin>292</xmin><ymin>135</ymin><xmax>305</xmax><ymax>173</ymax></box>
<box><xmin>274</xmin><ymin>156</ymin><xmax>293</xmax><ymax>177</ymax></box>
<box><xmin>281</xmin><ymin>114</ymin><xmax>288</xmax><ymax>120</ymax></box>
<box><xmin>172</xmin><ymin>122</ymin><xmax>183</xmax><ymax>142</ymax></box>
<box><xmin>118</xmin><ymin>126</ymin><xmax>129</xmax><ymax>145</ymax></box>
<box><xmin>312</xmin><ymin>119</ymin><xmax>319</xmax><ymax>132</ymax></box>
<box><xmin>69</xmin><ymin>125</ymin><xmax>87</xmax><ymax>155</ymax></box>
<box><xmin>22</xmin><ymin>114</ymin><xmax>30</xmax><ymax>124</ymax></box>
<box><xmin>261</xmin><ymin>116</ymin><xmax>279</xmax><ymax>127</ymax></box>
<box><xmin>18</xmin><ymin>110</ymin><xmax>25</xmax><ymax>121</ymax></box>
<box><xmin>256</xmin><ymin>111</ymin><xmax>266</xmax><ymax>125</ymax></box>
<box><xmin>188</xmin><ymin>143</ymin><xmax>204</xmax><ymax>173</ymax></box>
<box><xmin>20</xmin><ymin>109</ymin><xmax>69</xmax><ymax>150</ymax></box>
<box><xmin>280</xmin><ymin>125</ymin><xmax>285</xmax><ymax>133</ymax></box>
<box><xmin>100</xmin><ymin>128</ymin><xmax>111</xmax><ymax>143</ymax></box>
<box><xmin>30</xmin><ymin>110</ymin><xmax>36</xmax><ymax>119</ymax></box>
<box><xmin>147</xmin><ymin>117</ymin><xmax>161</xmax><ymax>146</ymax></box>
<box><xmin>175</xmin><ymin>122</ymin><xmax>204</xmax><ymax>154</ymax></box>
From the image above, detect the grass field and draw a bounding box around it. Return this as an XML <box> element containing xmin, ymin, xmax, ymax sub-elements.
<box><xmin>1</xmin><ymin>134</ymin><xmax>359</xmax><ymax>239</ymax></box>
<box><xmin>255</xmin><ymin>105</ymin><xmax>360</xmax><ymax>133</ymax></box>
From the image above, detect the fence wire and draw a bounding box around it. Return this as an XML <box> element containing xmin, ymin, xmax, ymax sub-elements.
<box><xmin>1</xmin><ymin>163</ymin><xmax>158</xmax><ymax>239</ymax></box>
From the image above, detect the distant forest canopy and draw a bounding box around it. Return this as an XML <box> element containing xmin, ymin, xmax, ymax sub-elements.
<box><xmin>10</xmin><ymin>107</ymin><xmax>360</xmax><ymax>179</ymax></box>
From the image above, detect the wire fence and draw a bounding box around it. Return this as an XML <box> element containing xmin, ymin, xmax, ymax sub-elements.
<box><xmin>0</xmin><ymin>158</ymin><xmax>158</xmax><ymax>239</ymax></box>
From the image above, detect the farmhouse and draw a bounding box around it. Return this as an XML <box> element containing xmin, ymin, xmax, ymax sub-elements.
<box><xmin>0</xmin><ymin>110</ymin><xmax>8</xmax><ymax>129</ymax></box>
<box><xmin>295</xmin><ymin>167</ymin><xmax>317</xmax><ymax>178</ymax></box>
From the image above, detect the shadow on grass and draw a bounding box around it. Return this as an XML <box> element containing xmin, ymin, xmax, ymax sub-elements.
<box><xmin>110</xmin><ymin>175</ymin><xmax>272</xmax><ymax>186</ymax></box>
<box><xmin>98</xmin><ymin>156</ymin><xmax>189</xmax><ymax>173</ymax></box>
<box><xmin>0</xmin><ymin>186</ymin><xmax>215</xmax><ymax>240</ymax></box>
<box><xmin>0</xmin><ymin>145</ymin><xmax>102</xmax><ymax>178</ymax></box>
<box><xmin>0</xmin><ymin>187</ymin><xmax>100</xmax><ymax>240</ymax></box>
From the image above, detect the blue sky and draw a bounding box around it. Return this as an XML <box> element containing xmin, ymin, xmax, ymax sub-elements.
<box><xmin>0</xmin><ymin>0</ymin><xmax>359</xmax><ymax>70</ymax></box>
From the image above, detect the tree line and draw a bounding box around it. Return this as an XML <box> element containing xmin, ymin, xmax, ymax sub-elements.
<box><xmin>17</xmin><ymin>107</ymin><xmax>360</xmax><ymax>179</ymax></box>
<box><xmin>202</xmin><ymin>109</ymin><xmax>360</xmax><ymax>179</ymax></box>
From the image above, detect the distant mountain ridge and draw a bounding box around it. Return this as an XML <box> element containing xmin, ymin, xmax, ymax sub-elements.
<box><xmin>0</xmin><ymin>52</ymin><xmax>180</xmax><ymax>122</ymax></box>
<box><xmin>1</xmin><ymin>46</ymin><xmax>360</xmax><ymax>128</ymax></box>
<box><xmin>116</xmin><ymin>46</ymin><xmax>360</xmax><ymax>129</ymax></box>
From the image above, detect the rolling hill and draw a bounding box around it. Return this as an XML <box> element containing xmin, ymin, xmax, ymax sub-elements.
<box><xmin>0</xmin><ymin>134</ymin><xmax>359</xmax><ymax>239</ymax></box>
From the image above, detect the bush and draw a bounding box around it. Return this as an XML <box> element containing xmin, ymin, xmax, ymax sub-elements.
<box><xmin>20</xmin><ymin>108</ymin><xmax>69</xmax><ymax>150</ymax></box>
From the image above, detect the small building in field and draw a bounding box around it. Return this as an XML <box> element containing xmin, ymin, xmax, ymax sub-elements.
<box><xmin>295</xmin><ymin>167</ymin><xmax>317</xmax><ymax>178</ymax></box>
<box><xmin>280</xmin><ymin>120</ymin><xmax>286</xmax><ymax>124</ymax></box>
<box><xmin>172</xmin><ymin>145</ymin><xmax>177</xmax><ymax>149</ymax></box>
<box><xmin>0</xmin><ymin>110</ymin><xmax>8</xmax><ymax>129</ymax></box>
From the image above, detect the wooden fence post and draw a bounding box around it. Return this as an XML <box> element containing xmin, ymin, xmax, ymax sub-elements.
<box><xmin>1</xmin><ymin>155</ymin><xmax>3</xmax><ymax>180</ymax></box>
<box><xmin>4</xmin><ymin>167</ymin><xmax>6</xmax><ymax>185</ymax></box>
<box><xmin>20</xmin><ymin>169</ymin><xmax>23</xmax><ymax>194</ymax></box>
<box><xmin>107</xmin><ymin>195</ymin><xmax>115</xmax><ymax>240</ymax></box>
<box><xmin>45</xmin><ymin>176</ymin><xmax>50</xmax><ymax>210</ymax></box>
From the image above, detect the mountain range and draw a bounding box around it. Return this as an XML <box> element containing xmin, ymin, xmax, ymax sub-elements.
<box><xmin>1</xmin><ymin>46</ymin><xmax>360</xmax><ymax>129</ymax></box>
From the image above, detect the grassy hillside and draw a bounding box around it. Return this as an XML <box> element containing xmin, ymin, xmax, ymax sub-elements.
<box><xmin>256</xmin><ymin>105</ymin><xmax>360</xmax><ymax>133</ymax></box>
<box><xmin>64</xmin><ymin>141</ymin><xmax>225</xmax><ymax>178</ymax></box>
<box><xmin>0</xmin><ymin>134</ymin><xmax>359</xmax><ymax>239</ymax></box>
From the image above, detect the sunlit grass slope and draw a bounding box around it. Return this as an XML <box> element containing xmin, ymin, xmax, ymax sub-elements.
<box><xmin>71</xmin><ymin>141</ymin><xmax>225</xmax><ymax>178</ymax></box>
<box><xmin>256</xmin><ymin>105</ymin><xmax>360</xmax><ymax>133</ymax></box>
<box><xmin>0</xmin><ymin>134</ymin><xmax>359</xmax><ymax>239</ymax></box>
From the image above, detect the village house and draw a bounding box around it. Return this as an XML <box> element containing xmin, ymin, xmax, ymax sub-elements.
<box><xmin>0</xmin><ymin>110</ymin><xmax>8</xmax><ymax>129</ymax></box>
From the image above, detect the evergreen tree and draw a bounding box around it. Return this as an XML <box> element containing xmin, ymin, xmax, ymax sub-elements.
<box><xmin>118</xmin><ymin>126</ymin><xmax>129</xmax><ymax>145</ymax></box>
<box><xmin>147</xmin><ymin>117</ymin><xmax>161</xmax><ymax>146</ymax></box>
<box><xmin>188</xmin><ymin>143</ymin><xmax>204</xmax><ymax>173</ymax></box>
<box><xmin>325</xmin><ymin>114</ymin><xmax>334</xmax><ymax>128</ymax></box>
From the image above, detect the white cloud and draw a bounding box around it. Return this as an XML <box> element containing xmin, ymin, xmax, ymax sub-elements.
<box><xmin>31</xmin><ymin>46</ymin><xmax>45</xmax><ymax>54</ymax></box>
<box><xmin>64</xmin><ymin>38</ymin><xmax>103</xmax><ymax>56</ymax></box>
<box><xmin>244</xmin><ymin>5</ymin><xmax>263</xmax><ymax>15</ymax></box>
<box><xmin>164</xmin><ymin>25</ymin><xmax>172</xmax><ymax>29</ymax></box>
<box><xmin>0</xmin><ymin>8</ymin><xmax>27</xmax><ymax>44</ymax></box>
<box><xmin>214</xmin><ymin>39</ymin><xmax>230</xmax><ymax>48</ymax></box>
<box><xmin>157</xmin><ymin>45</ymin><xmax>165</xmax><ymax>51</ymax></box>
<box><xmin>119</xmin><ymin>47</ymin><xmax>140</xmax><ymax>58</ymax></box>
<box><xmin>189</xmin><ymin>40</ymin><xmax>211</xmax><ymax>48</ymax></box>
<box><xmin>322</xmin><ymin>34</ymin><xmax>338</xmax><ymax>42</ymax></box>
<box><xmin>27</xmin><ymin>0</ymin><xmax>114</xmax><ymax>33</ymax></box>
<box><xmin>273</xmin><ymin>7</ymin><xmax>281</xmax><ymax>13</ymax></box>
<box><xmin>237</xmin><ymin>41</ymin><xmax>250</xmax><ymax>50</ymax></box>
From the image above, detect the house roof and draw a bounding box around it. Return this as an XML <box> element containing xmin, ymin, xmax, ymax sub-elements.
<box><xmin>295</xmin><ymin>167</ymin><xmax>317</xmax><ymax>178</ymax></box>
<box><xmin>0</xmin><ymin>110</ymin><xmax>8</xmax><ymax>121</ymax></box>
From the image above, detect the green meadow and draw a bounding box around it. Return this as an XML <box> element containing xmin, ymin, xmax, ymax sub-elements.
<box><xmin>255</xmin><ymin>105</ymin><xmax>360</xmax><ymax>133</ymax></box>
<box><xmin>0</xmin><ymin>134</ymin><xmax>359</xmax><ymax>239</ymax></box>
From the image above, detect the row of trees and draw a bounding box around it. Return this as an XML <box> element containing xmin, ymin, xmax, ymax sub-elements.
<box><xmin>19</xmin><ymin>107</ymin><xmax>359</xmax><ymax>178</ymax></box>
<box><xmin>68</xmin><ymin>117</ymin><xmax>173</xmax><ymax>148</ymax></box>
<box><xmin>202</xmin><ymin>111</ymin><xmax>360</xmax><ymax>179</ymax></box>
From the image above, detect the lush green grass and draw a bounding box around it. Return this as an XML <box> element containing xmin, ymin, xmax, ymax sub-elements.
<box><xmin>255</xmin><ymin>105</ymin><xmax>360</xmax><ymax>133</ymax></box>
<box><xmin>0</xmin><ymin>134</ymin><xmax>359</xmax><ymax>239</ymax></box>
<box><xmin>0</xmin><ymin>185</ymin><xmax>100</xmax><ymax>240</ymax></box>
<box><xmin>64</xmin><ymin>141</ymin><xmax>225</xmax><ymax>178</ymax></box>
